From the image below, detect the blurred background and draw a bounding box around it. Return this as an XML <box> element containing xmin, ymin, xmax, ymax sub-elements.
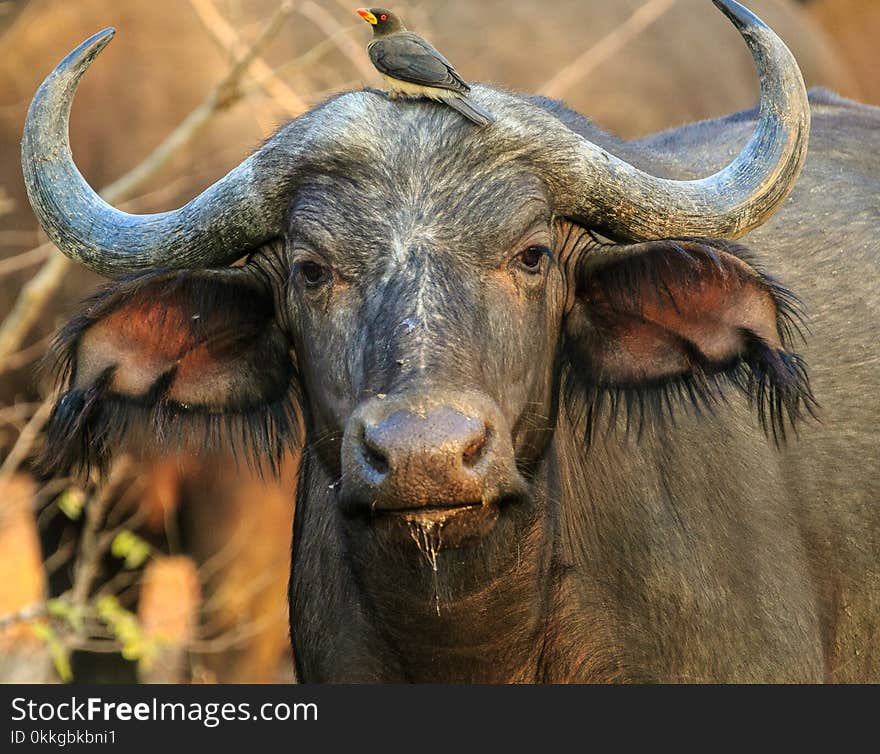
<box><xmin>0</xmin><ymin>0</ymin><xmax>876</xmax><ymax>683</ymax></box>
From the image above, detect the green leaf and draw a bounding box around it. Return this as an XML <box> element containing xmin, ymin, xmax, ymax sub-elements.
<box><xmin>30</xmin><ymin>622</ymin><xmax>72</xmax><ymax>682</ymax></box>
<box><xmin>96</xmin><ymin>594</ymin><xmax>122</xmax><ymax>620</ymax></box>
<box><xmin>97</xmin><ymin>596</ymin><xmax>151</xmax><ymax>661</ymax></box>
<box><xmin>45</xmin><ymin>598</ymin><xmax>85</xmax><ymax>633</ymax></box>
<box><xmin>46</xmin><ymin>598</ymin><xmax>69</xmax><ymax>620</ymax></box>
<box><xmin>125</xmin><ymin>540</ymin><xmax>151</xmax><ymax>569</ymax></box>
<box><xmin>30</xmin><ymin>621</ymin><xmax>52</xmax><ymax>642</ymax></box>
<box><xmin>110</xmin><ymin>531</ymin><xmax>134</xmax><ymax>559</ymax></box>
<box><xmin>50</xmin><ymin>641</ymin><xmax>73</xmax><ymax>683</ymax></box>
<box><xmin>110</xmin><ymin>531</ymin><xmax>152</xmax><ymax>569</ymax></box>
<box><xmin>57</xmin><ymin>489</ymin><xmax>85</xmax><ymax>520</ymax></box>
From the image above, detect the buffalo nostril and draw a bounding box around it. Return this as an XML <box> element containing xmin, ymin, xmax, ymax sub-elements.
<box><xmin>361</xmin><ymin>427</ymin><xmax>390</xmax><ymax>475</ymax></box>
<box><xmin>462</xmin><ymin>425</ymin><xmax>490</xmax><ymax>468</ymax></box>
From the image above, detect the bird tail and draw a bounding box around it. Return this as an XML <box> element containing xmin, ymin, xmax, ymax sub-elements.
<box><xmin>441</xmin><ymin>95</ymin><xmax>496</xmax><ymax>126</ymax></box>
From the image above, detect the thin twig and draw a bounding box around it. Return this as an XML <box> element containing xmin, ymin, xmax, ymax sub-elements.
<box><xmin>540</xmin><ymin>0</ymin><xmax>678</xmax><ymax>99</ymax></box>
<box><xmin>298</xmin><ymin>0</ymin><xmax>377</xmax><ymax>83</ymax></box>
<box><xmin>239</xmin><ymin>22</ymin><xmax>361</xmax><ymax>98</ymax></box>
<box><xmin>3</xmin><ymin>335</ymin><xmax>52</xmax><ymax>372</ymax></box>
<box><xmin>0</xmin><ymin>602</ymin><xmax>47</xmax><ymax>631</ymax></box>
<box><xmin>68</xmin><ymin>458</ymin><xmax>136</xmax><ymax>609</ymax></box>
<box><xmin>189</xmin><ymin>0</ymin><xmax>305</xmax><ymax>116</ymax></box>
<box><xmin>199</xmin><ymin>563</ymin><xmax>286</xmax><ymax>621</ymax></box>
<box><xmin>191</xmin><ymin>606</ymin><xmax>288</xmax><ymax>653</ymax></box>
<box><xmin>0</xmin><ymin>396</ymin><xmax>52</xmax><ymax>477</ymax></box>
<box><xmin>98</xmin><ymin>1</ymin><xmax>298</xmax><ymax>204</ymax></box>
<box><xmin>0</xmin><ymin>254</ymin><xmax>68</xmax><ymax>371</ymax></box>
<box><xmin>42</xmin><ymin>538</ymin><xmax>76</xmax><ymax>578</ymax></box>
<box><xmin>0</xmin><ymin>402</ymin><xmax>41</xmax><ymax>427</ymax></box>
<box><xmin>0</xmin><ymin>243</ymin><xmax>51</xmax><ymax>277</ymax></box>
<box><xmin>0</xmin><ymin>187</ymin><xmax>13</xmax><ymax>216</ymax></box>
<box><xmin>0</xmin><ymin>0</ymin><xmax>300</xmax><ymax>368</ymax></box>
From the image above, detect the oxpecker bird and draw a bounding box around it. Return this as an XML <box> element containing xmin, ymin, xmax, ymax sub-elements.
<box><xmin>356</xmin><ymin>7</ymin><xmax>496</xmax><ymax>126</ymax></box>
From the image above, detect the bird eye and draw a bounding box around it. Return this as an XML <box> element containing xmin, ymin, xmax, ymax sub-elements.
<box><xmin>298</xmin><ymin>260</ymin><xmax>331</xmax><ymax>288</ymax></box>
<box><xmin>380</xmin><ymin>13</ymin><xmax>387</xmax><ymax>20</ymax></box>
<box><xmin>513</xmin><ymin>246</ymin><xmax>549</xmax><ymax>274</ymax></box>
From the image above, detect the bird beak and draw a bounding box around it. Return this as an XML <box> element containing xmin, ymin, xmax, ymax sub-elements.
<box><xmin>356</xmin><ymin>8</ymin><xmax>378</xmax><ymax>25</ymax></box>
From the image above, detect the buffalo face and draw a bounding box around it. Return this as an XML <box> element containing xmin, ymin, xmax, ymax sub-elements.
<box><xmin>285</xmin><ymin>154</ymin><xmax>566</xmax><ymax>551</ymax></box>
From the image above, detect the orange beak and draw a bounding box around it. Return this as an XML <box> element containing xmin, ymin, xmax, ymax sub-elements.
<box><xmin>356</xmin><ymin>8</ymin><xmax>378</xmax><ymax>25</ymax></box>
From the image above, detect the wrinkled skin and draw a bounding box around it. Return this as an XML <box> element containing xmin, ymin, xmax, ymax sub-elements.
<box><xmin>287</xmin><ymin>165</ymin><xmax>561</xmax><ymax>477</ymax></box>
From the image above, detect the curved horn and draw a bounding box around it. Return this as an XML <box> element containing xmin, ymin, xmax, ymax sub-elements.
<box><xmin>544</xmin><ymin>0</ymin><xmax>811</xmax><ymax>241</ymax></box>
<box><xmin>21</xmin><ymin>29</ymin><xmax>290</xmax><ymax>276</ymax></box>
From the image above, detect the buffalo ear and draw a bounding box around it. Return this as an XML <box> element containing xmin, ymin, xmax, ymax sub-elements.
<box><xmin>43</xmin><ymin>267</ymin><xmax>300</xmax><ymax>477</ymax></box>
<box><xmin>562</xmin><ymin>237</ymin><xmax>816</xmax><ymax>442</ymax></box>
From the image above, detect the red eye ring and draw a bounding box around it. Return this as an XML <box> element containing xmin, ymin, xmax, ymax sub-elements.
<box><xmin>380</xmin><ymin>13</ymin><xmax>387</xmax><ymax>20</ymax></box>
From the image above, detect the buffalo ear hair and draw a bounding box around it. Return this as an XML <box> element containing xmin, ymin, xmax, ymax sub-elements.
<box><xmin>39</xmin><ymin>265</ymin><xmax>302</xmax><ymax>479</ymax></box>
<box><xmin>560</xmin><ymin>235</ymin><xmax>818</xmax><ymax>446</ymax></box>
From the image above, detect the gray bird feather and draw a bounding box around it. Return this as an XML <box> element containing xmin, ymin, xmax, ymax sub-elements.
<box><xmin>368</xmin><ymin>32</ymin><xmax>470</xmax><ymax>94</ymax></box>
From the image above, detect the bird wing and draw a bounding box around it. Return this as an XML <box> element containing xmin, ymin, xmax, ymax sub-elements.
<box><xmin>369</xmin><ymin>33</ymin><xmax>470</xmax><ymax>94</ymax></box>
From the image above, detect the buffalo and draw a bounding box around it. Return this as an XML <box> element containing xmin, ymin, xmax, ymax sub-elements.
<box><xmin>22</xmin><ymin>0</ymin><xmax>879</xmax><ymax>682</ymax></box>
<box><xmin>3</xmin><ymin>0</ymin><xmax>855</xmax><ymax>685</ymax></box>
<box><xmin>0</xmin><ymin>0</ymin><xmax>860</xmax><ymax>684</ymax></box>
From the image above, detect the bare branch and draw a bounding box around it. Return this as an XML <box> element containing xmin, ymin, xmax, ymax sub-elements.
<box><xmin>0</xmin><ymin>602</ymin><xmax>47</xmax><ymax>631</ymax></box>
<box><xmin>68</xmin><ymin>458</ymin><xmax>136</xmax><ymax>609</ymax></box>
<box><xmin>0</xmin><ymin>397</ymin><xmax>52</xmax><ymax>478</ymax></box>
<box><xmin>0</xmin><ymin>253</ymin><xmax>68</xmax><ymax>372</ymax></box>
<box><xmin>191</xmin><ymin>605</ymin><xmax>288</xmax><ymax>654</ymax></box>
<box><xmin>2</xmin><ymin>335</ymin><xmax>53</xmax><ymax>372</ymax></box>
<box><xmin>240</xmin><ymin>21</ymin><xmax>362</xmax><ymax>98</ymax></box>
<box><xmin>42</xmin><ymin>539</ymin><xmax>76</xmax><ymax>578</ymax></box>
<box><xmin>540</xmin><ymin>0</ymin><xmax>678</xmax><ymax>99</ymax></box>
<box><xmin>189</xmin><ymin>0</ymin><xmax>306</xmax><ymax>117</ymax></box>
<box><xmin>298</xmin><ymin>0</ymin><xmax>377</xmax><ymax>84</ymax></box>
<box><xmin>0</xmin><ymin>402</ymin><xmax>42</xmax><ymax>427</ymax></box>
<box><xmin>0</xmin><ymin>242</ymin><xmax>51</xmax><ymax>277</ymax></box>
<box><xmin>99</xmin><ymin>1</ymin><xmax>299</xmax><ymax>205</ymax></box>
<box><xmin>0</xmin><ymin>186</ymin><xmax>13</xmax><ymax>216</ymax></box>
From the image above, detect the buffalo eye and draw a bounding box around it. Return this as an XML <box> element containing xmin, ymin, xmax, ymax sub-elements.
<box><xmin>513</xmin><ymin>245</ymin><xmax>549</xmax><ymax>274</ymax></box>
<box><xmin>297</xmin><ymin>260</ymin><xmax>332</xmax><ymax>289</ymax></box>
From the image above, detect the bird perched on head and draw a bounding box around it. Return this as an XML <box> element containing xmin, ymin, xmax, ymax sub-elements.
<box><xmin>356</xmin><ymin>7</ymin><xmax>496</xmax><ymax>126</ymax></box>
